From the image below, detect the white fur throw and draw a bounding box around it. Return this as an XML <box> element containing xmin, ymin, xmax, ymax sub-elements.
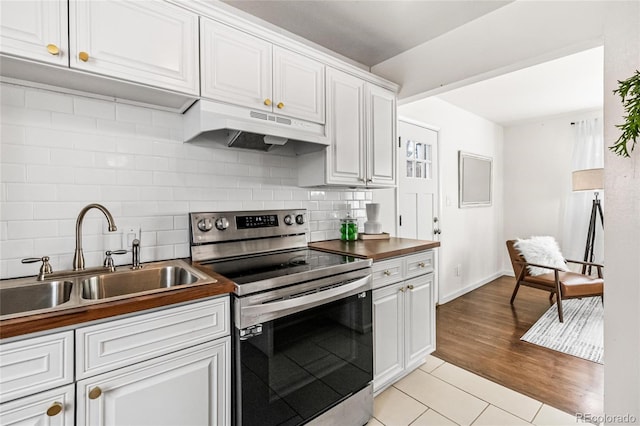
<box><xmin>513</xmin><ymin>236</ymin><xmax>569</xmax><ymax>276</ymax></box>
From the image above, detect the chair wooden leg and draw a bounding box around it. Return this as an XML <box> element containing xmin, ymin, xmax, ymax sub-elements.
<box><xmin>549</xmin><ymin>292</ymin><xmax>554</xmax><ymax>304</ymax></box>
<box><xmin>510</xmin><ymin>283</ymin><xmax>521</xmax><ymax>304</ymax></box>
<box><xmin>557</xmin><ymin>297</ymin><xmax>564</xmax><ymax>323</ymax></box>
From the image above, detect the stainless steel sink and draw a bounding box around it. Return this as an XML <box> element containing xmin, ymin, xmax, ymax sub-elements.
<box><xmin>0</xmin><ymin>281</ymin><xmax>73</xmax><ymax>316</ymax></box>
<box><xmin>81</xmin><ymin>264</ymin><xmax>204</xmax><ymax>300</ymax></box>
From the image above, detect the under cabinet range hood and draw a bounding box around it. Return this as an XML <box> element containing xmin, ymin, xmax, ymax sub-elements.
<box><xmin>183</xmin><ymin>100</ymin><xmax>328</xmax><ymax>154</ymax></box>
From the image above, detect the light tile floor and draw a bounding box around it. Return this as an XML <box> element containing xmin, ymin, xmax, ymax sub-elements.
<box><xmin>370</xmin><ymin>355</ymin><xmax>585</xmax><ymax>426</ymax></box>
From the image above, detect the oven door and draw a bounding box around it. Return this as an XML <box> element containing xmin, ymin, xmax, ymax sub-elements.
<box><xmin>233</xmin><ymin>274</ymin><xmax>373</xmax><ymax>426</ymax></box>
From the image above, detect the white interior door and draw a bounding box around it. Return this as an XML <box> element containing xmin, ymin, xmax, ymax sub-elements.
<box><xmin>397</xmin><ymin>119</ymin><xmax>439</xmax><ymax>240</ymax></box>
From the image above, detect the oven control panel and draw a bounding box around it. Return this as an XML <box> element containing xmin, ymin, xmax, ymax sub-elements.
<box><xmin>190</xmin><ymin>209</ymin><xmax>308</xmax><ymax>245</ymax></box>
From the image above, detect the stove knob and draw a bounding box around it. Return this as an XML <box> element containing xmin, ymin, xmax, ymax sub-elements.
<box><xmin>284</xmin><ymin>215</ymin><xmax>294</xmax><ymax>225</ymax></box>
<box><xmin>295</xmin><ymin>214</ymin><xmax>305</xmax><ymax>225</ymax></box>
<box><xmin>215</xmin><ymin>217</ymin><xmax>230</xmax><ymax>231</ymax></box>
<box><xmin>197</xmin><ymin>218</ymin><xmax>213</xmax><ymax>232</ymax></box>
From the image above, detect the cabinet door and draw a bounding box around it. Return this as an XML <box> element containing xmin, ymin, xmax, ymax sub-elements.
<box><xmin>0</xmin><ymin>0</ymin><xmax>68</xmax><ymax>66</ymax></box>
<box><xmin>273</xmin><ymin>46</ymin><xmax>325</xmax><ymax>123</ymax></box>
<box><xmin>366</xmin><ymin>84</ymin><xmax>396</xmax><ymax>187</ymax></box>
<box><xmin>0</xmin><ymin>330</ymin><xmax>73</xmax><ymax>403</ymax></box>
<box><xmin>373</xmin><ymin>283</ymin><xmax>405</xmax><ymax>392</ymax></box>
<box><xmin>325</xmin><ymin>67</ymin><xmax>365</xmax><ymax>185</ymax></box>
<box><xmin>404</xmin><ymin>274</ymin><xmax>435</xmax><ymax>371</ymax></box>
<box><xmin>77</xmin><ymin>338</ymin><xmax>230</xmax><ymax>426</ymax></box>
<box><xmin>0</xmin><ymin>384</ymin><xmax>74</xmax><ymax>426</ymax></box>
<box><xmin>200</xmin><ymin>18</ymin><xmax>272</xmax><ymax>111</ymax></box>
<box><xmin>69</xmin><ymin>0</ymin><xmax>198</xmax><ymax>94</ymax></box>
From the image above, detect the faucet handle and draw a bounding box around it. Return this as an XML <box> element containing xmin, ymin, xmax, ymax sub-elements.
<box><xmin>21</xmin><ymin>256</ymin><xmax>53</xmax><ymax>281</ymax></box>
<box><xmin>104</xmin><ymin>250</ymin><xmax>127</xmax><ymax>272</ymax></box>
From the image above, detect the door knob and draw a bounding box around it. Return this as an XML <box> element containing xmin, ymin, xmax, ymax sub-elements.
<box><xmin>46</xmin><ymin>402</ymin><xmax>63</xmax><ymax>417</ymax></box>
<box><xmin>277</xmin><ymin>102</ymin><xmax>284</xmax><ymax>109</ymax></box>
<box><xmin>78</xmin><ymin>51</ymin><xmax>89</xmax><ymax>62</ymax></box>
<box><xmin>46</xmin><ymin>44</ymin><xmax>60</xmax><ymax>55</ymax></box>
<box><xmin>88</xmin><ymin>386</ymin><xmax>102</xmax><ymax>399</ymax></box>
<box><xmin>264</xmin><ymin>99</ymin><xmax>272</xmax><ymax>106</ymax></box>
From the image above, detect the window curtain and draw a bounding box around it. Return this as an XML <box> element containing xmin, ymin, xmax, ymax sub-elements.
<box><xmin>561</xmin><ymin>118</ymin><xmax>604</xmax><ymax>265</ymax></box>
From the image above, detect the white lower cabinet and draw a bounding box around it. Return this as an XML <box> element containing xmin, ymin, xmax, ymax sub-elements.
<box><xmin>373</xmin><ymin>252</ymin><xmax>435</xmax><ymax>393</ymax></box>
<box><xmin>0</xmin><ymin>296</ymin><xmax>230</xmax><ymax>426</ymax></box>
<box><xmin>76</xmin><ymin>338</ymin><xmax>230</xmax><ymax>426</ymax></box>
<box><xmin>0</xmin><ymin>384</ymin><xmax>75</xmax><ymax>426</ymax></box>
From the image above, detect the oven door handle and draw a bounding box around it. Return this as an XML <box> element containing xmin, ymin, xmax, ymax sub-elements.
<box><xmin>239</xmin><ymin>275</ymin><xmax>371</xmax><ymax>326</ymax></box>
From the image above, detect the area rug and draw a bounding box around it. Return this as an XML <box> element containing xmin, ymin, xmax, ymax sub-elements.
<box><xmin>521</xmin><ymin>297</ymin><xmax>603</xmax><ymax>364</ymax></box>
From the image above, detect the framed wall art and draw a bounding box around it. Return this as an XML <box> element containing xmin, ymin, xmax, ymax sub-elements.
<box><xmin>459</xmin><ymin>151</ymin><xmax>492</xmax><ymax>208</ymax></box>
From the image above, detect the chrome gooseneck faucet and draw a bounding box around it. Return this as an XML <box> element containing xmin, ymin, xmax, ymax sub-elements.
<box><xmin>73</xmin><ymin>203</ymin><xmax>118</xmax><ymax>271</ymax></box>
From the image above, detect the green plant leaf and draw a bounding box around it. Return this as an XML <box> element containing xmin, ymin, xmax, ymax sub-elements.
<box><xmin>610</xmin><ymin>70</ymin><xmax>640</xmax><ymax>158</ymax></box>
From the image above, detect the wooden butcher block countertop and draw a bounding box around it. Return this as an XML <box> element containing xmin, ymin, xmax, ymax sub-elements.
<box><xmin>309</xmin><ymin>237</ymin><xmax>440</xmax><ymax>261</ymax></box>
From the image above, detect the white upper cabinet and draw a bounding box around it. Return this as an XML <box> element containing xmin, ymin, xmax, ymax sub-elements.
<box><xmin>69</xmin><ymin>0</ymin><xmax>199</xmax><ymax>95</ymax></box>
<box><xmin>200</xmin><ymin>18</ymin><xmax>272</xmax><ymax>112</ymax></box>
<box><xmin>0</xmin><ymin>0</ymin><xmax>68</xmax><ymax>66</ymax></box>
<box><xmin>298</xmin><ymin>67</ymin><xmax>396</xmax><ymax>188</ymax></box>
<box><xmin>367</xmin><ymin>84</ymin><xmax>396</xmax><ymax>186</ymax></box>
<box><xmin>200</xmin><ymin>18</ymin><xmax>325</xmax><ymax>123</ymax></box>
<box><xmin>273</xmin><ymin>46</ymin><xmax>325</xmax><ymax>123</ymax></box>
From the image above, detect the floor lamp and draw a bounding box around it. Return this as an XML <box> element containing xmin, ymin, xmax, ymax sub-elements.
<box><xmin>572</xmin><ymin>168</ymin><xmax>604</xmax><ymax>274</ymax></box>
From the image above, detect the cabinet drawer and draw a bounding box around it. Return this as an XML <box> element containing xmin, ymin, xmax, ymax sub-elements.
<box><xmin>372</xmin><ymin>258</ymin><xmax>403</xmax><ymax>289</ymax></box>
<box><xmin>0</xmin><ymin>384</ymin><xmax>74</xmax><ymax>426</ymax></box>
<box><xmin>0</xmin><ymin>331</ymin><xmax>73</xmax><ymax>403</ymax></box>
<box><xmin>76</xmin><ymin>296</ymin><xmax>229</xmax><ymax>379</ymax></box>
<box><xmin>404</xmin><ymin>251</ymin><xmax>434</xmax><ymax>279</ymax></box>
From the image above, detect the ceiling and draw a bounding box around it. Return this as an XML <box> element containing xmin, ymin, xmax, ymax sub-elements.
<box><xmin>220</xmin><ymin>0</ymin><xmax>512</xmax><ymax>67</ymax></box>
<box><xmin>219</xmin><ymin>1</ymin><xmax>603</xmax><ymax>126</ymax></box>
<box><xmin>434</xmin><ymin>46</ymin><xmax>604</xmax><ymax>125</ymax></box>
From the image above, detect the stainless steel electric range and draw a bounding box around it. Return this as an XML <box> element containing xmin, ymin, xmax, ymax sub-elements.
<box><xmin>189</xmin><ymin>209</ymin><xmax>374</xmax><ymax>426</ymax></box>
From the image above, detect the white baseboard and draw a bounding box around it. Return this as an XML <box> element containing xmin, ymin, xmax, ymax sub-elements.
<box><xmin>439</xmin><ymin>271</ymin><xmax>510</xmax><ymax>304</ymax></box>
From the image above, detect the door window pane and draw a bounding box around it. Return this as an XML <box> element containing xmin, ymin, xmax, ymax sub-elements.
<box><xmin>406</xmin><ymin>161</ymin><xmax>414</xmax><ymax>177</ymax></box>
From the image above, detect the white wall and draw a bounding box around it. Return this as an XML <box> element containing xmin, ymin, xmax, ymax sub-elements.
<box><xmin>0</xmin><ymin>82</ymin><xmax>371</xmax><ymax>279</ymax></box>
<box><xmin>502</xmin><ymin>110</ymin><xmax>602</xmax><ymax>270</ymax></box>
<box><xmin>399</xmin><ymin>98</ymin><xmax>504</xmax><ymax>303</ymax></box>
<box><xmin>603</xmin><ymin>1</ymin><xmax>640</xmax><ymax>421</ymax></box>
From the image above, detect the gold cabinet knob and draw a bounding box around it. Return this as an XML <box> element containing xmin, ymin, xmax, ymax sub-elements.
<box><xmin>46</xmin><ymin>44</ymin><xmax>60</xmax><ymax>55</ymax></box>
<box><xmin>88</xmin><ymin>386</ymin><xmax>102</xmax><ymax>400</ymax></box>
<box><xmin>277</xmin><ymin>102</ymin><xmax>284</xmax><ymax>109</ymax></box>
<box><xmin>46</xmin><ymin>402</ymin><xmax>63</xmax><ymax>417</ymax></box>
<box><xmin>407</xmin><ymin>284</ymin><xmax>415</xmax><ymax>290</ymax></box>
<box><xmin>418</xmin><ymin>262</ymin><xmax>426</xmax><ymax>268</ymax></box>
<box><xmin>383</xmin><ymin>270</ymin><xmax>391</xmax><ymax>276</ymax></box>
<box><xmin>78</xmin><ymin>51</ymin><xmax>89</xmax><ymax>62</ymax></box>
<box><xmin>399</xmin><ymin>287</ymin><xmax>405</xmax><ymax>293</ymax></box>
<box><xmin>264</xmin><ymin>99</ymin><xmax>272</xmax><ymax>106</ymax></box>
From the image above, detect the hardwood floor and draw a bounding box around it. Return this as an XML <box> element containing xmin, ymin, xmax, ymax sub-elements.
<box><xmin>433</xmin><ymin>275</ymin><xmax>603</xmax><ymax>417</ymax></box>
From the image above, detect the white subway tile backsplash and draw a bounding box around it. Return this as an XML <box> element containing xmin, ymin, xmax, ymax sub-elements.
<box><xmin>74</xmin><ymin>97</ymin><xmax>116</xmax><ymax>120</ymax></box>
<box><xmin>26</xmin><ymin>164</ymin><xmax>75</xmax><ymax>184</ymax></box>
<box><xmin>52</xmin><ymin>112</ymin><xmax>97</xmax><ymax>131</ymax></box>
<box><xmin>2</xmin><ymin>144</ymin><xmax>50</xmax><ymax>165</ymax></box>
<box><xmin>1</xmin><ymin>164</ymin><xmax>26</xmax><ymax>183</ymax></box>
<box><xmin>0</xmin><ymin>83</ymin><xmax>371</xmax><ymax>279</ymax></box>
<box><xmin>26</xmin><ymin>90</ymin><xmax>73</xmax><ymax>114</ymax></box>
<box><xmin>1</xmin><ymin>84</ymin><xmax>25</xmax><ymax>107</ymax></box>
<box><xmin>116</xmin><ymin>103</ymin><xmax>152</xmax><ymax>124</ymax></box>
<box><xmin>0</xmin><ymin>202</ymin><xmax>33</xmax><ymax>221</ymax></box>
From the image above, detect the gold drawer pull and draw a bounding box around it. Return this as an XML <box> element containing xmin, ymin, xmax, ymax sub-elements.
<box><xmin>407</xmin><ymin>284</ymin><xmax>414</xmax><ymax>290</ymax></box>
<box><xmin>399</xmin><ymin>287</ymin><xmax>405</xmax><ymax>293</ymax></box>
<box><xmin>264</xmin><ymin>99</ymin><xmax>272</xmax><ymax>106</ymax></box>
<box><xmin>88</xmin><ymin>386</ymin><xmax>102</xmax><ymax>400</ymax></box>
<box><xmin>78</xmin><ymin>51</ymin><xmax>89</xmax><ymax>62</ymax></box>
<box><xmin>277</xmin><ymin>102</ymin><xmax>284</xmax><ymax>109</ymax></box>
<box><xmin>383</xmin><ymin>270</ymin><xmax>391</xmax><ymax>276</ymax></box>
<box><xmin>46</xmin><ymin>402</ymin><xmax>63</xmax><ymax>417</ymax></box>
<box><xmin>46</xmin><ymin>44</ymin><xmax>60</xmax><ymax>55</ymax></box>
<box><xmin>418</xmin><ymin>262</ymin><xmax>426</xmax><ymax>268</ymax></box>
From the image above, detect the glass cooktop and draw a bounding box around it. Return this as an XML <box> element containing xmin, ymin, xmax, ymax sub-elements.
<box><xmin>196</xmin><ymin>248</ymin><xmax>371</xmax><ymax>296</ymax></box>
